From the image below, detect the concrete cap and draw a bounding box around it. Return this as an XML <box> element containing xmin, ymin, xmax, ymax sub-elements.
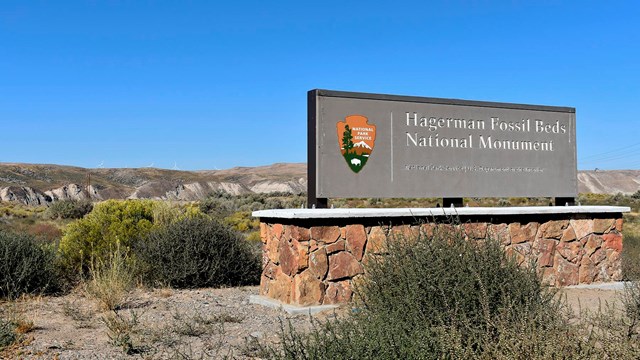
<box><xmin>253</xmin><ymin>206</ymin><xmax>631</xmax><ymax>219</ymax></box>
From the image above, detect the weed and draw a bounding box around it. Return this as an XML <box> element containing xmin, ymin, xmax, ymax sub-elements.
<box><xmin>102</xmin><ymin>309</ymin><xmax>145</xmax><ymax>355</ymax></box>
<box><xmin>84</xmin><ymin>243</ymin><xmax>136</xmax><ymax>311</ymax></box>
<box><xmin>62</xmin><ymin>299</ymin><xmax>95</xmax><ymax>328</ymax></box>
<box><xmin>171</xmin><ymin>310</ymin><xmax>242</xmax><ymax>337</ymax></box>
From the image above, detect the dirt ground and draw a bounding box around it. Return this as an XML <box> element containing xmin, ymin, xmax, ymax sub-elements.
<box><xmin>0</xmin><ymin>284</ymin><xmax>627</xmax><ymax>359</ymax></box>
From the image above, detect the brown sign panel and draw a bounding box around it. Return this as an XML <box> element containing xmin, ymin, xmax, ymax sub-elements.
<box><xmin>308</xmin><ymin>89</ymin><xmax>577</xmax><ymax>207</ymax></box>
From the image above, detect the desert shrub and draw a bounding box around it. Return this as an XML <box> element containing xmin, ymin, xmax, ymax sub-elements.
<box><xmin>135</xmin><ymin>216</ymin><xmax>260</xmax><ymax>288</ymax></box>
<box><xmin>199</xmin><ymin>191</ymin><xmax>306</xmax><ymax>218</ymax></box>
<box><xmin>58</xmin><ymin>199</ymin><xmax>155</xmax><ymax>276</ymax></box>
<box><xmin>224</xmin><ymin>211</ymin><xmax>260</xmax><ymax>232</ymax></box>
<box><xmin>152</xmin><ymin>201</ymin><xmax>201</xmax><ymax>226</ymax></box>
<box><xmin>623</xmin><ymin>232</ymin><xmax>640</xmax><ymax>280</ymax></box>
<box><xmin>0</xmin><ymin>230</ymin><xmax>58</xmax><ymax>299</ymax></box>
<box><xmin>46</xmin><ymin>199</ymin><xmax>93</xmax><ymax>219</ymax></box>
<box><xmin>274</xmin><ymin>225</ymin><xmax>599</xmax><ymax>359</ymax></box>
<box><xmin>0</xmin><ymin>316</ymin><xmax>17</xmax><ymax>350</ymax></box>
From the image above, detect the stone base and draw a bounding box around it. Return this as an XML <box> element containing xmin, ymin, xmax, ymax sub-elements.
<box><xmin>249</xmin><ymin>295</ymin><xmax>339</xmax><ymax>315</ymax></box>
<box><xmin>253</xmin><ymin>206</ymin><xmax>629</xmax><ymax>306</ymax></box>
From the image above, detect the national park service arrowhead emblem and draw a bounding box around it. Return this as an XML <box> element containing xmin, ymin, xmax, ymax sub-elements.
<box><xmin>336</xmin><ymin>115</ymin><xmax>376</xmax><ymax>173</ymax></box>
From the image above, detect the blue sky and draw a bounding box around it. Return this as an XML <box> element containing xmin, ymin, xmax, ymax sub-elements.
<box><xmin>0</xmin><ymin>1</ymin><xmax>638</xmax><ymax>170</ymax></box>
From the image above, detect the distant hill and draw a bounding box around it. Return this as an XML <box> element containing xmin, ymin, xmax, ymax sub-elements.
<box><xmin>0</xmin><ymin>162</ymin><xmax>638</xmax><ymax>206</ymax></box>
<box><xmin>0</xmin><ymin>163</ymin><xmax>306</xmax><ymax>206</ymax></box>
<box><xmin>578</xmin><ymin>170</ymin><xmax>640</xmax><ymax>195</ymax></box>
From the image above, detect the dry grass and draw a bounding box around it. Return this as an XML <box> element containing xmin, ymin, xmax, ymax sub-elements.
<box><xmin>84</xmin><ymin>245</ymin><xmax>136</xmax><ymax>311</ymax></box>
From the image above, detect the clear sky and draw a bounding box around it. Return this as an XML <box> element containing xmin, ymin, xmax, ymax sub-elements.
<box><xmin>1</xmin><ymin>1</ymin><xmax>638</xmax><ymax>170</ymax></box>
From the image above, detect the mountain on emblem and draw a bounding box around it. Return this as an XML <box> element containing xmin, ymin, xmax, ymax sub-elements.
<box><xmin>336</xmin><ymin>115</ymin><xmax>376</xmax><ymax>173</ymax></box>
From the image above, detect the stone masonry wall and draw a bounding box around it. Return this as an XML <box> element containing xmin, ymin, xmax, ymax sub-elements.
<box><xmin>259</xmin><ymin>217</ymin><xmax>624</xmax><ymax>306</ymax></box>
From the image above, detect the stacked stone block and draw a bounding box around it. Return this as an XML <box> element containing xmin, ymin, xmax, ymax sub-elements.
<box><xmin>259</xmin><ymin>217</ymin><xmax>623</xmax><ymax>306</ymax></box>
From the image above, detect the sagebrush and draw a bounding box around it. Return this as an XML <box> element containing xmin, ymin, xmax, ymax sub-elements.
<box><xmin>135</xmin><ymin>216</ymin><xmax>260</xmax><ymax>288</ymax></box>
<box><xmin>0</xmin><ymin>230</ymin><xmax>58</xmax><ymax>299</ymax></box>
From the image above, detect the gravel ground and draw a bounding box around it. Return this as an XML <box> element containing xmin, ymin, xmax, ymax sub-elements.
<box><xmin>0</xmin><ymin>286</ymin><xmax>345</xmax><ymax>359</ymax></box>
<box><xmin>0</xmin><ymin>284</ymin><xmax>625</xmax><ymax>359</ymax></box>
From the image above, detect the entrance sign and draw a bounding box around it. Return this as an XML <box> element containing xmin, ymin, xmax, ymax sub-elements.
<box><xmin>308</xmin><ymin>89</ymin><xmax>577</xmax><ymax>207</ymax></box>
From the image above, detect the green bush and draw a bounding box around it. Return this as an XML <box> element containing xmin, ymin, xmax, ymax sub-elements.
<box><xmin>0</xmin><ymin>230</ymin><xmax>58</xmax><ymax>299</ymax></box>
<box><xmin>58</xmin><ymin>200</ymin><xmax>155</xmax><ymax>276</ymax></box>
<box><xmin>274</xmin><ymin>225</ymin><xmax>597</xmax><ymax>359</ymax></box>
<box><xmin>46</xmin><ymin>199</ymin><xmax>93</xmax><ymax>219</ymax></box>
<box><xmin>134</xmin><ymin>216</ymin><xmax>260</xmax><ymax>288</ymax></box>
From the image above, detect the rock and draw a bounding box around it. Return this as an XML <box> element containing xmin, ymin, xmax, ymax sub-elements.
<box><xmin>536</xmin><ymin>238</ymin><xmax>557</xmax><ymax>267</ymax></box>
<box><xmin>324</xmin><ymin>281</ymin><xmax>353</xmax><ymax>304</ymax></box>
<box><xmin>292</xmin><ymin>270</ymin><xmax>325</xmax><ymax>306</ymax></box>
<box><xmin>602</xmin><ymin>233</ymin><xmax>623</xmax><ymax>252</ymax></box>
<box><xmin>506</xmin><ymin>243</ymin><xmax>531</xmax><ymax>266</ymax></box>
<box><xmin>540</xmin><ymin>267</ymin><xmax>557</xmax><ymax>286</ymax></box>
<box><xmin>556</xmin><ymin>241</ymin><xmax>582</xmax><ymax>263</ymax></box>
<box><xmin>272</xmin><ymin>224</ymin><xmax>284</xmax><ymax>240</ymax></box>
<box><xmin>391</xmin><ymin>225</ymin><xmax>420</xmax><ymax>241</ymax></box>
<box><xmin>605</xmin><ymin>249</ymin><xmax>623</xmax><ymax>281</ymax></box>
<box><xmin>268</xmin><ymin>269</ymin><xmax>292</xmax><ymax>303</ymax></box>
<box><xmin>260</xmin><ymin>223</ymin><xmax>269</xmax><ymax>243</ymax></box>
<box><xmin>590</xmin><ymin>248</ymin><xmax>607</xmax><ymax>265</ymax></box>
<box><xmin>266</xmin><ymin>237</ymin><xmax>280</xmax><ymax>264</ymax></box>
<box><xmin>345</xmin><ymin>225</ymin><xmax>367</xmax><ymax>261</ymax></box>
<box><xmin>593</xmin><ymin>219</ymin><xmax>614</xmax><ymax>234</ymax></box>
<box><xmin>326</xmin><ymin>240</ymin><xmax>346</xmax><ymax>254</ymax></box>
<box><xmin>539</xmin><ymin>220</ymin><xmax>568</xmax><ymax>239</ymax></box>
<box><xmin>579</xmin><ymin>256</ymin><xmax>596</xmax><ymax>284</ymax></box>
<box><xmin>554</xmin><ymin>254</ymin><xmax>579</xmax><ymax>286</ymax></box>
<box><xmin>309</xmin><ymin>248</ymin><xmax>328</xmax><ymax>280</ymax></box>
<box><xmin>509</xmin><ymin>222</ymin><xmax>539</xmax><ymax>244</ymax></box>
<box><xmin>310</xmin><ymin>226</ymin><xmax>341</xmax><ymax>244</ymax></box>
<box><xmin>615</xmin><ymin>218</ymin><xmax>624</xmax><ymax>232</ymax></box>
<box><xmin>262</xmin><ymin>261</ymin><xmax>277</xmax><ymax>279</ymax></box>
<box><xmin>584</xmin><ymin>235</ymin><xmax>602</xmax><ymax>256</ymax></box>
<box><xmin>561</xmin><ymin>226</ymin><xmax>577</xmax><ymax>242</ymax></box>
<box><xmin>294</xmin><ymin>225</ymin><xmax>311</xmax><ymax>241</ymax></box>
<box><xmin>278</xmin><ymin>239</ymin><xmax>297</xmax><ymax>277</ymax></box>
<box><xmin>292</xmin><ymin>238</ymin><xmax>309</xmax><ymax>272</ymax></box>
<box><xmin>488</xmin><ymin>223</ymin><xmax>510</xmax><ymax>245</ymax></box>
<box><xmin>327</xmin><ymin>252</ymin><xmax>364</xmax><ymax>281</ymax></box>
<box><xmin>463</xmin><ymin>222</ymin><xmax>488</xmax><ymax>240</ymax></box>
<box><xmin>570</xmin><ymin>219</ymin><xmax>593</xmax><ymax>240</ymax></box>
<box><xmin>367</xmin><ymin>226</ymin><xmax>388</xmax><ymax>254</ymax></box>
<box><xmin>0</xmin><ymin>186</ymin><xmax>51</xmax><ymax>206</ymax></box>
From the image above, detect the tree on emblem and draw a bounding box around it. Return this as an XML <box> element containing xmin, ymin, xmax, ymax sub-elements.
<box><xmin>342</xmin><ymin>125</ymin><xmax>354</xmax><ymax>154</ymax></box>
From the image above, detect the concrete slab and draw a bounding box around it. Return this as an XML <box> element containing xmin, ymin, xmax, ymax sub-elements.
<box><xmin>253</xmin><ymin>206</ymin><xmax>630</xmax><ymax>219</ymax></box>
<box><xmin>564</xmin><ymin>281</ymin><xmax>628</xmax><ymax>291</ymax></box>
<box><xmin>249</xmin><ymin>295</ymin><xmax>340</xmax><ymax>315</ymax></box>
